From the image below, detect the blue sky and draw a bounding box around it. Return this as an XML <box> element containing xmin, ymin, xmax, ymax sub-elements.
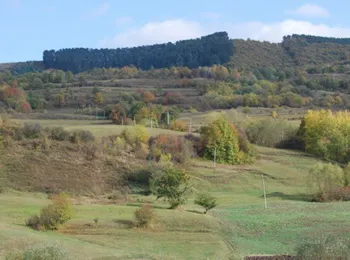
<box><xmin>1</xmin><ymin>0</ymin><xmax>350</xmax><ymax>62</ymax></box>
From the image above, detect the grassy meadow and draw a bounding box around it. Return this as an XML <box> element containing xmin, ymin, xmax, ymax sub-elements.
<box><xmin>1</xmin><ymin>143</ymin><xmax>349</xmax><ymax>259</ymax></box>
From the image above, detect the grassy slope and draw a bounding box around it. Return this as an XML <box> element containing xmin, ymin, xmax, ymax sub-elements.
<box><xmin>11</xmin><ymin>119</ymin><xmax>188</xmax><ymax>138</ymax></box>
<box><xmin>1</xmin><ymin>146</ymin><xmax>349</xmax><ymax>259</ymax></box>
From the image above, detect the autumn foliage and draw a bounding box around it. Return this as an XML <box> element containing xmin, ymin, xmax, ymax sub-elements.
<box><xmin>142</xmin><ymin>91</ymin><xmax>156</xmax><ymax>103</ymax></box>
<box><xmin>298</xmin><ymin>110</ymin><xmax>350</xmax><ymax>163</ymax></box>
<box><xmin>163</xmin><ymin>92</ymin><xmax>184</xmax><ymax>105</ymax></box>
<box><xmin>149</xmin><ymin>134</ymin><xmax>194</xmax><ymax>163</ymax></box>
<box><xmin>0</xmin><ymin>83</ymin><xmax>31</xmax><ymax>113</ymax></box>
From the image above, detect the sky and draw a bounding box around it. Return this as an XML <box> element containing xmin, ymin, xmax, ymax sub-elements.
<box><xmin>1</xmin><ymin>0</ymin><xmax>350</xmax><ymax>62</ymax></box>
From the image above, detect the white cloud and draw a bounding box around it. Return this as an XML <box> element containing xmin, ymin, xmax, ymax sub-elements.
<box><xmin>288</xmin><ymin>4</ymin><xmax>329</xmax><ymax>18</ymax></box>
<box><xmin>226</xmin><ymin>20</ymin><xmax>350</xmax><ymax>42</ymax></box>
<box><xmin>81</xmin><ymin>2</ymin><xmax>110</xmax><ymax>20</ymax></box>
<box><xmin>100</xmin><ymin>19</ymin><xmax>204</xmax><ymax>48</ymax></box>
<box><xmin>201</xmin><ymin>12</ymin><xmax>221</xmax><ymax>19</ymax></box>
<box><xmin>99</xmin><ymin>18</ymin><xmax>350</xmax><ymax>48</ymax></box>
<box><xmin>116</xmin><ymin>16</ymin><xmax>132</xmax><ymax>26</ymax></box>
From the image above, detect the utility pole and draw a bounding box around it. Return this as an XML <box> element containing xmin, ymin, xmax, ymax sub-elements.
<box><xmin>261</xmin><ymin>174</ymin><xmax>267</xmax><ymax>209</ymax></box>
<box><xmin>150</xmin><ymin>118</ymin><xmax>153</xmax><ymax>128</ymax></box>
<box><xmin>189</xmin><ymin>118</ymin><xmax>192</xmax><ymax>133</ymax></box>
<box><xmin>133</xmin><ymin>117</ymin><xmax>136</xmax><ymax>126</ymax></box>
<box><xmin>167</xmin><ymin>110</ymin><xmax>170</xmax><ymax>127</ymax></box>
<box><xmin>213</xmin><ymin>147</ymin><xmax>217</xmax><ymax>173</ymax></box>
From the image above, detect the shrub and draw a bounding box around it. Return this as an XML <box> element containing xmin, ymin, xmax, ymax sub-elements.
<box><xmin>163</xmin><ymin>92</ymin><xmax>184</xmax><ymax>105</ymax></box>
<box><xmin>296</xmin><ymin>237</ymin><xmax>350</xmax><ymax>260</ymax></box>
<box><xmin>25</xmin><ymin>215</ymin><xmax>41</xmax><ymax>230</ymax></box>
<box><xmin>21</xmin><ymin>123</ymin><xmax>42</xmax><ymax>139</ymax></box>
<box><xmin>246</xmin><ymin>118</ymin><xmax>297</xmax><ymax>148</ymax></box>
<box><xmin>36</xmin><ymin>193</ymin><xmax>73</xmax><ymax>230</ymax></box>
<box><xmin>46</xmin><ymin>127</ymin><xmax>70</xmax><ymax>141</ymax></box>
<box><xmin>142</xmin><ymin>91</ymin><xmax>156</xmax><ymax>103</ymax></box>
<box><xmin>242</xmin><ymin>107</ymin><xmax>251</xmax><ymax>113</ymax></box>
<box><xmin>6</xmin><ymin>245</ymin><xmax>70</xmax><ymax>260</ymax></box>
<box><xmin>134</xmin><ymin>204</ymin><xmax>156</xmax><ymax>227</ymax></box>
<box><xmin>121</xmin><ymin>125</ymin><xmax>150</xmax><ymax>146</ymax></box>
<box><xmin>195</xmin><ymin>192</ymin><xmax>217</xmax><ymax>214</ymax></box>
<box><xmin>149</xmin><ymin>134</ymin><xmax>195</xmax><ymax>164</ymax></box>
<box><xmin>169</xmin><ymin>120</ymin><xmax>188</xmax><ymax>132</ymax></box>
<box><xmin>70</xmin><ymin>130</ymin><xmax>95</xmax><ymax>144</ymax></box>
<box><xmin>328</xmin><ymin>186</ymin><xmax>350</xmax><ymax>201</ymax></box>
<box><xmin>307</xmin><ymin>163</ymin><xmax>344</xmax><ymax>202</ymax></box>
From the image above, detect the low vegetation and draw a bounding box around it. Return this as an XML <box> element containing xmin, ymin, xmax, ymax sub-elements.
<box><xmin>6</xmin><ymin>245</ymin><xmax>70</xmax><ymax>260</ymax></box>
<box><xmin>194</xmin><ymin>192</ymin><xmax>217</xmax><ymax>214</ymax></box>
<box><xmin>307</xmin><ymin>163</ymin><xmax>350</xmax><ymax>202</ymax></box>
<box><xmin>26</xmin><ymin>193</ymin><xmax>73</xmax><ymax>230</ymax></box>
<box><xmin>134</xmin><ymin>204</ymin><xmax>157</xmax><ymax>228</ymax></box>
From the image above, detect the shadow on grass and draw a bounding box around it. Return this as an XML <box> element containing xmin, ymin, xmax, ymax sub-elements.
<box><xmin>125</xmin><ymin>202</ymin><xmax>168</xmax><ymax>210</ymax></box>
<box><xmin>264</xmin><ymin>192</ymin><xmax>312</xmax><ymax>202</ymax></box>
<box><xmin>112</xmin><ymin>219</ymin><xmax>135</xmax><ymax>228</ymax></box>
<box><xmin>186</xmin><ymin>209</ymin><xmax>204</xmax><ymax>215</ymax></box>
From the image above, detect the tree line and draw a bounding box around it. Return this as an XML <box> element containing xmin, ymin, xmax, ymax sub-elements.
<box><xmin>43</xmin><ymin>32</ymin><xmax>234</xmax><ymax>73</ymax></box>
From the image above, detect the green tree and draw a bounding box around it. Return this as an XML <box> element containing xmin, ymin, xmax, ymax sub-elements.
<box><xmin>30</xmin><ymin>77</ymin><xmax>44</xmax><ymax>89</ymax></box>
<box><xmin>150</xmin><ymin>165</ymin><xmax>191</xmax><ymax>209</ymax></box>
<box><xmin>195</xmin><ymin>192</ymin><xmax>217</xmax><ymax>214</ymax></box>
<box><xmin>200</xmin><ymin>118</ymin><xmax>240</xmax><ymax>164</ymax></box>
<box><xmin>307</xmin><ymin>163</ymin><xmax>344</xmax><ymax>201</ymax></box>
<box><xmin>55</xmin><ymin>91</ymin><xmax>66</xmax><ymax>107</ymax></box>
<box><xmin>66</xmin><ymin>71</ymin><xmax>74</xmax><ymax>83</ymax></box>
<box><xmin>94</xmin><ymin>92</ymin><xmax>104</xmax><ymax>105</ymax></box>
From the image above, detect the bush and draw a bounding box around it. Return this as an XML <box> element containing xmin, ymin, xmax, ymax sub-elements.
<box><xmin>25</xmin><ymin>215</ymin><xmax>41</xmax><ymax>230</ymax></box>
<box><xmin>195</xmin><ymin>192</ymin><xmax>217</xmax><ymax>214</ymax></box>
<box><xmin>169</xmin><ymin>120</ymin><xmax>188</xmax><ymax>132</ymax></box>
<box><xmin>328</xmin><ymin>186</ymin><xmax>350</xmax><ymax>201</ymax></box>
<box><xmin>246</xmin><ymin>118</ymin><xmax>298</xmax><ymax>148</ymax></box>
<box><xmin>46</xmin><ymin>127</ymin><xmax>70</xmax><ymax>141</ymax></box>
<box><xmin>163</xmin><ymin>92</ymin><xmax>184</xmax><ymax>105</ymax></box>
<box><xmin>121</xmin><ymin>125</ymin><xmax>150</xmax><ymax>146</ymax></box>
<box><xmin>134</xmin><ymin>204</ymin><xmax>156</xmax><ymax>227</ymax></box>
<box><xmin>6</xmin><ymin>245</ymin><xmax>70</xmax><ymax>260</ymax></box>
<box><xmin>70</xmin><ymin>130</ymin><xmax>95</xmax><ymax>144</ymax></box>
<box><xmin>28</xmin><ymin>193</ymin><xmax>73</xmax><ymax>231</ymax></box>
<box><xmin>307</xmin><ymin>163</ymin><xmax>344</xmax><ymax>202</ymax></box>
<box><xmin>242</xmin><ymin>107</ymin><xmax>251</xmax><ymax>113</ymax></box>
<box><xmin>296</xmin><ymin>237</ymin><xmax>350</xmax><ymax>260</ymax></box>
<box><xmin>21</xmin><ymin>123</ymin><xmax>42</xmax><ymax>139</ymax></box>
<box><xmin>149</xmin><ymin>134</ymin><xmax>195</xmax><ymax>164</ymax></box>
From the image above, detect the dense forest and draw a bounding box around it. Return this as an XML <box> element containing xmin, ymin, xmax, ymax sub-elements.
<box><xmin>284</xmin><ymin>34</ymin><xmax>350</xmax><ymax>45</ymax></box>
<box><xmin>43</xmin><ymin>32</ymin><xmax>234</xmax><ymax>73</ymax></box>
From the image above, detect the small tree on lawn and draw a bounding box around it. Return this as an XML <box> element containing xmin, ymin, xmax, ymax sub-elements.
<box><xmin>195</xmin><ymin>192</ymin><xmax>217</xmax><ymax>214</ymax></box>
<box><xmin>150</xmin><ymin>165</ymin><xmax>191</xmax><ymax>209</ymax></box>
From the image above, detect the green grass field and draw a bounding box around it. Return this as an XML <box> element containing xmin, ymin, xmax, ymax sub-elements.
<box><xmin>1</xmin><ymin>146</ymin><xmax>349</xmax><ymax>259</ymax></box>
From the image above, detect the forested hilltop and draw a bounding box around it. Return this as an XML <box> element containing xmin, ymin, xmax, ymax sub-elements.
<box><xmin>43</xmin><ymin>32</ymin><xmax>234</xmax><ymax>73</ymax></box>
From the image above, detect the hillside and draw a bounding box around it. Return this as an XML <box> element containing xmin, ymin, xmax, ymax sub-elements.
<box><xmin>2</xmin><ymin>34</ymin><xmax>350</xmax><ymax>75</ymax></box>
